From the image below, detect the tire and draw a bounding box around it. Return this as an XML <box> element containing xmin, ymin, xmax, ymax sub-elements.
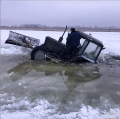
<box><xmin>31</xmin><ymin>46</ymin><xmax>45</xmax><ymax>60</ymax></box>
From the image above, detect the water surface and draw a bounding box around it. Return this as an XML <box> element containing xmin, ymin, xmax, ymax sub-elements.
<box><xmin>1</xmin><ymin>55</ymin><xmax>120</xmax><ymax>115</ymax></box>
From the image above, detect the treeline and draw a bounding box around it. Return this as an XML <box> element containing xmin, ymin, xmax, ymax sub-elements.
<box><xmin>1</xmin><ymin>24</ymin><xmax>120</xmax><ymax>32</ymax></box>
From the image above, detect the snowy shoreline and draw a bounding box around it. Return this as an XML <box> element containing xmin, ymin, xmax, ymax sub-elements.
<box><xmin>1</xmin><ymin>27</ymin><xmax>120</xmax><ymax>32</ymax></box>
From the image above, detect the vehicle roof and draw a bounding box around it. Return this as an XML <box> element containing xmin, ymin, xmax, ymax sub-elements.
<box><xmin>78</xmin><ymin>31</ymin><xmax>104</xmax><ymax>47</ymax></box>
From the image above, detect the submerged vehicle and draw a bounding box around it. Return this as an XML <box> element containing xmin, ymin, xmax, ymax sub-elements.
<box><xmin>5</xmin><ymin>28</ymin><xmax>104</xmax><ymax>63</ymax></box>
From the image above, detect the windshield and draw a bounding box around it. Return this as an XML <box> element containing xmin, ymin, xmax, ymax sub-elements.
<box><xmin>82</xmin><ymin>42</ymin><xmax>101</xmax><ymax>61</ymax></box>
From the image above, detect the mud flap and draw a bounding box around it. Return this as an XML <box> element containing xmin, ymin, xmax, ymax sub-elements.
<box><xmin>5</xmin><ymin>31</ymin><xmax>40</xmax><ymax>49</ymax></box>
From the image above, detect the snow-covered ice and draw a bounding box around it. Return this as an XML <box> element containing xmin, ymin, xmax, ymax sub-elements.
<box><xmin>1</xmin><ymin>93</ymin><xmax>120</xmax><ymax>119</ymax></box>
<box><xmin>1</xmin><ymin>30</ymin><xmax>120</xmax><ymax>55</ymax></box>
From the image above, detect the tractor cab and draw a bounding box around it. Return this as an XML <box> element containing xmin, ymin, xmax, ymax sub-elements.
<box><xmin>70</xmin><ymin>31</ymin><xmax>104</xmax><ymax>63</ymax></box>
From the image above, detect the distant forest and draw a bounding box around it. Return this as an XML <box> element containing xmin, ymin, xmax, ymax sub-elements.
<box><xmin>1</xmin><ymin>24</ymin><xmax>120</xmax><ymax>32</ymax></box>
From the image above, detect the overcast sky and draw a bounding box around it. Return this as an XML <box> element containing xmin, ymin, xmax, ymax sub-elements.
<box><xmin>1</xmin><ymin>0</ymin><xmax>120</xmax><ymax>27</ymax></box>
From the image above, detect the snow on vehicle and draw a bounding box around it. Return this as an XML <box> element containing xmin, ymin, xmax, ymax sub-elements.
<box><xmin>5</xmin><ymin>29</ymin><xmax>105</xmax><ymax>63</ymax></box>
<box><xmin>5</xmin><ymin>31</ymin><xmax>40</xmax><ymax>48</ymax></box>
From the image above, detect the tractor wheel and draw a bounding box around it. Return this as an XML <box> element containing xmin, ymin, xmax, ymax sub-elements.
<box><xmin>31</xmin><ymin>46</ymin><xmax>45</xmax><ymax>60</ymax></box>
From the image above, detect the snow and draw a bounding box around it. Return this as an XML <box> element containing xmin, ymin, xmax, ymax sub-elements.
<box><xmin>1</xmin><ymin>30</ymin><xmax>120</xmax><ymax>119</ymax></box>
<box><xmin>1</xmin><ymin>93</ymin><xmax>120</xmax><ymax>119</ymax></box>
<box><xmin>1</xmin><ymin>30</ymin><xmax>120</xmax><ymax>55</ymax></box>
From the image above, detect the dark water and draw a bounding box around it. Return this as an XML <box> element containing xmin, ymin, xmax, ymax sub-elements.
<box><xmin>1</xmin><ymin>55</ymin><xmax>120</xmax><ymax>113</ymax></box>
